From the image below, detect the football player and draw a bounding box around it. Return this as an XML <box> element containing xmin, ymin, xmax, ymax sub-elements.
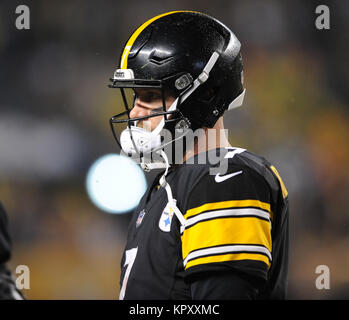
<box><xmin>0</xmin><ymin>201</ymin><xmax>24</xmax><ymax>300</ymax></box>
<box><xmin>108</xmin><ymin>11</ymin><xmax>289</xmax><ymax>299</ymax></box>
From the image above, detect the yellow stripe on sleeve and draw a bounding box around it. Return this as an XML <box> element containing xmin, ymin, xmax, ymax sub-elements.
<box><xmin>181</xmin><ymin>216</ymin><xmax>272</xmax><ymax>261</ymax></box>
<box><xmin>185</xmin><ymin>252</ymin><xmax>271</xmax><ymax>269</ymax></box>
<box><xmin>184</xmin><ymin>199</ymin><xmax>271</xmax><ymax>220</ymax></box>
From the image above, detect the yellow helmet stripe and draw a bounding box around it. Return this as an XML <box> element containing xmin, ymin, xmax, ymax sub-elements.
<box><xmin>120</xmin><ymin>10</ymin><xmax>198</xmax><ymax>69</ymax></box>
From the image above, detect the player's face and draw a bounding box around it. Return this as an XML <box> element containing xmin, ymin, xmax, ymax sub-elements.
<box><xmin>129</xmin><ymin>88</ymin><xmax>176</xmax><ymax>131</ymax></box>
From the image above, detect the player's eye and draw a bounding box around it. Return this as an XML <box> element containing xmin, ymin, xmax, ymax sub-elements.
<box><xmin>143</xmin><ymin>91</ymin><xmax>162</xmax><ymax>102</ymax></box>
<box><xmin>150</xmin><ymin>107</ymin><xmax>163</xmax><ymax>114</ymax></box>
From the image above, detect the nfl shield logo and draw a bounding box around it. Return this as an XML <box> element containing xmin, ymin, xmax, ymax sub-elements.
<box><xmin>136</xmin><ymin>209</ymin><xmax>146</xmax><ymax>228</ymax></box>
<box><xmin>159</xmin><ymin>201</ymin><xmax>175</xmax><ymax>232</ymax></box>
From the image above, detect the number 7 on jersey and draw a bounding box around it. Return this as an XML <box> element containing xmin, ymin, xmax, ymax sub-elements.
<box><xmin>119</xmin><ymin>247</ymin><xmax>138</xmax><ymax>300</ymax></box>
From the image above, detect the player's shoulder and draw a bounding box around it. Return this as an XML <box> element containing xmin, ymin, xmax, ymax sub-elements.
<box><xmin>178</xmin><ymin>147</ymin><xmax>288</xmax><ymax>205</ymax></box>
<box><xmin>181</xmin><ymin>147</ymin><xmax>278</xmax><ymax>186</ymax></box>
<box><xmin>225</xmin><ymin>147</ymin><xmax>272</xmax><ymax>178</ymax></box>
<box><xmin>224</xmin><ymin>147</ymin><xmax>288</xmax><ymax>199</ymax></box>
<box><xmin>173</xmin><ymin>147</ymin><xmax>288</xmax><ymax>201</ymax></box>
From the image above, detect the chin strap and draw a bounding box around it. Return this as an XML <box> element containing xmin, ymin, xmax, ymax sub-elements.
<box><xmin>158</xmin><ymin>150</ymin><xmax>187</xmax><ymax>227</ymax></box>
<box><xmin>140</xmin><ymin>158</ymin><xmax>167</xmax><ymax>171</ymax></box>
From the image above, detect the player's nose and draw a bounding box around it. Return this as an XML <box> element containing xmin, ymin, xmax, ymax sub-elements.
<box><xmin>129</xmin><ymin>102</ymin><xmax>148</xmax><ymax>119</ymax></box>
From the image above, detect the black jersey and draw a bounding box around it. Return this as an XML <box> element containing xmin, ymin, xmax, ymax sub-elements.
<box><xmin>119</xmin><ymin>147</ymin><xmax>289</xmax><ymax>299</ymax></box>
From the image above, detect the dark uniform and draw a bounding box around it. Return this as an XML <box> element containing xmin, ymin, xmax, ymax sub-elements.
<box><xmin>119</xmin><ymin>147</ymin><xmax>289</xmax><ymax>299</ymax></box>
<box><xmin>0</xmin><ymin>201</ymin><xmax>24</xmax><ymax>300</ymax></box>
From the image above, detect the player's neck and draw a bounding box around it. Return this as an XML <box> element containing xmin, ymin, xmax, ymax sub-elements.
<box><xmin>183</xmin><ymin>117</ymin><xmax>231</xmax><ymax>163</ymax></box>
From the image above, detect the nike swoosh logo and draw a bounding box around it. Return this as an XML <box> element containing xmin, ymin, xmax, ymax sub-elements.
<box><xmin>215</xmin><ymin>170</ymin><xmax>243</xmax><ymax>183</ymax></box>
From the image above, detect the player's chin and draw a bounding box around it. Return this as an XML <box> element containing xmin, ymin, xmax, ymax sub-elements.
<box><xmin>136</xmin><ymin>120</ymin><xmax>149</xmax><ymax>131</ymax></box>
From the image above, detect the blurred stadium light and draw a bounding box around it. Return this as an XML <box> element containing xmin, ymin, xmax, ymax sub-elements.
<box><xmin>86</xmin><ymin>154</ymin><xmax>147</xmax><ymax>214</ymax></box>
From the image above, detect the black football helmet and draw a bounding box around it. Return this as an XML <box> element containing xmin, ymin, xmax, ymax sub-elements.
<box><xmin>109</xmin><ymin>10</ymin><xmax>245</xmax><ymax>158</ymax></box>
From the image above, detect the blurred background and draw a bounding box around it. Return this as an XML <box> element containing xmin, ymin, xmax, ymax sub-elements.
<box><xmin>0</xmin><ymin>0</ymin><xmax>348</xmax><ymax>299</ymax></box>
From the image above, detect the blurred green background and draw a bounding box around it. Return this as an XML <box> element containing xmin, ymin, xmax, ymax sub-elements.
<box><xmin>0</xmin><ymin>0</ymin><xmax>348</xmax><ymax>299</ymax></box>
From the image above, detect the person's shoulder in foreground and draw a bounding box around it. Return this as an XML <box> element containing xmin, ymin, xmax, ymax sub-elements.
<box><xmin>0</xmin><ymin>201</ymin><xmax>24</xmax><ymax>300</ymax></box>
<box><xmin>106</xmin><ymin>10</ymin><xmax>289</xmax><ymax>299</ymax></box>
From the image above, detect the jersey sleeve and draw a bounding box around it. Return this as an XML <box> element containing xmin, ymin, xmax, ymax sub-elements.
<box><xmin>181</xmin><ymin>165</ymin><xmax>272</xmax><ymax>282</ymax></box>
